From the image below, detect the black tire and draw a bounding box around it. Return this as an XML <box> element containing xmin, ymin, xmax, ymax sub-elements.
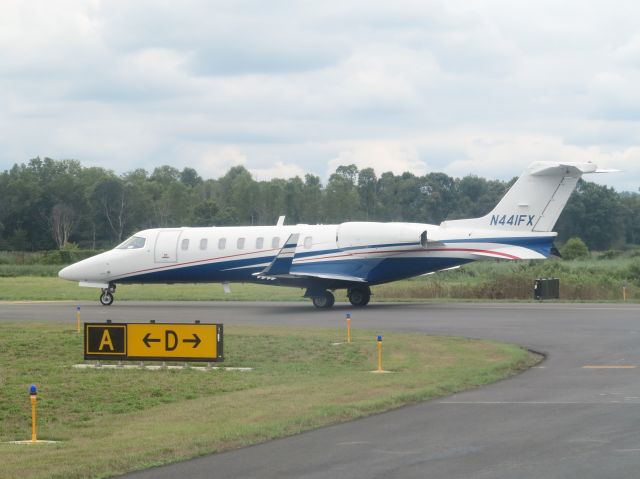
<box><xmin>348</xmin><ymin>288</ymin><xmax>370</xmax><ymax>307</ymax></box>
<box><xmin>326</xmin><ymin>291</ymin><xmax>335</xmax><ymax>308</ymax></box>
<box><xmin>99</xmin><ymin>291</ymin><xmax>114</xmax><ymax>306</ymax></box>
<box><xmin>312</xmin><ymin>291</ymin><xmax>335</xmax><ymax>309</ymax></box>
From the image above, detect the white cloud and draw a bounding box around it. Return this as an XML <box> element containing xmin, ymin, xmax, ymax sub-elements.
<box><xmin>188</xmin><ymin>146</ymin><xmax>248</xmax><ymax>179</ymax></box>
<box><xmin>250</xmin><ymin>161</ymin><xmax>308</xmax><ymax>181</ymax></box>
<box><xmin>441</xmin><ymin>133</ymin><xmax>639</xmax><ymax>191</ymax></box>
<box><xmin>328</xmin><ymin>142</ymin><xmax>429</xmax><ymax>176</ymax></box>
<box><xmin>0</xmin><ymin>0</ymin><xmax>639</xmax><ymax>192</ymax></box>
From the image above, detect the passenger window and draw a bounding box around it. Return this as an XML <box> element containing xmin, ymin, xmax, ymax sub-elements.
<box><xmin>237</xmin><ymin>237</ymin><xmax>245</xmax><ymax>249</ymax></box>
<box><xmin>200</xmin><ymin>238</ymin><xmax>208</xmax><ymax>250</ymax></box>
<box><xmin>304</xmin><ymin>236</ymin><xmax>313</xmax><ymax>249</ymax></box>
<box><xmin>256</xmin><ymin>237</ymin><xmax>264</xmax><ymax>249</ymax></box>
<box><xmin>181</xmin><ymin>238</ymin><xmax>189</xmax><ymax>250</ymax></box>
<box><xmin>218</xmin><ymin>238</ymin><xmax>226</xmax><ymax>250</ymax></box>
<box><xmin>272</xmin><ymin>237</ymin><xmax>280</xmax><ymax>249</ymax></box>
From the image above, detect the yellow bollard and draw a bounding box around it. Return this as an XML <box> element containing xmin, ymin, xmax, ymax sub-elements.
<box><xmin>346</xmin><ymin>313</ymin><xmax>352</xmax><ymax>343</ymax></box>
<box><xmin>623</xmin><ymin>286</ymin><xmax>627</xmax><ymax>302</ymax></box>
<box><xmin>29</xmin><ymin>385</ymin><xmax>37</xmax><ymax>443</ymax></box>
<box><xmin>377</xmin><ymin>335</ymin><xmax>383</xmax><ymax>372</ymax></box>
<box><xmin>76</xmin><ymin>305</ymin><xmax>81</xmax><ymax>334</ymax></box>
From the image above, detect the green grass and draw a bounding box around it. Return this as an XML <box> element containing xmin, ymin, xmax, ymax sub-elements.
<box><xmin>1</xmin><ymin>250</ymin><xmax>638</xmax><ymax>302</ymax></box>
<box><xmin>0</xmin><ymin>277</ymin><xmax>307</xmax><ymax>302</ymax></box>
<box><xmin>0</xmin><ymin>323</ymin><xmax>537</xmax><ymax>479</ymax></box>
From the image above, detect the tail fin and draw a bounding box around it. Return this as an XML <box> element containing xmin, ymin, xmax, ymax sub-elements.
<box><xmin>441</xmin><ymin>162</ymin><xmax>608</xmax><ymax>232</ymax></box>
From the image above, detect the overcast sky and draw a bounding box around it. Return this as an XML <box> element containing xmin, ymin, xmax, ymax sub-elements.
<box><xmin>1</xmin><ymin>1</ymin><xmax>639</xmax><ymax>191</ymax></box>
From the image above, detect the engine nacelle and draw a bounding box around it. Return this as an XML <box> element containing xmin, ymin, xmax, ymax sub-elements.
<box><xmin>336</xmin><ymin>222</ymin><xmax>427</xmax><ymax>250</ymax></box>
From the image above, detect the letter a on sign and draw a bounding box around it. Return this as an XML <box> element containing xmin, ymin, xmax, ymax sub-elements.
<box><xmin>99</xmin><ymin>329</ymin><xmax>114</xmax><ymax>351</ymax></box>
<box><xmin>85</xmin><ymin>324</ymin><xmax>127</xmax><ymax>359</ymax></box>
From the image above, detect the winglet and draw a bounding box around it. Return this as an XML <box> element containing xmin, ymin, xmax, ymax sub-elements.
<box><xmin>258</xmin><ymin>233</ymin><xmax>299</xmax><ymax>276</ymax></box>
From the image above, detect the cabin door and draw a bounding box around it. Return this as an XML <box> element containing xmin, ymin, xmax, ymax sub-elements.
<box><xmin>154</xmin><ymin>230</ymin><xmax>181</xmax><ymax>263</ymax></box>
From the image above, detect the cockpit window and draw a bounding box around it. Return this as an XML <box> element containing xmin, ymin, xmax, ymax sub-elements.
<box><xmin>116</xmin><ymin>236</ymin><xmax>146</xmax><ymax>249</ymax></box>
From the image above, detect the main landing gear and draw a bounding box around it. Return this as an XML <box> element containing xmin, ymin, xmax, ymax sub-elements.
<box><xmin>348</xmin><ymin>286</ymin><xmax>371</xmax><ymax>307</ymax></box>
<box><xmin>305</xmin><ymin>288</ymin><xmax>335</xmax><ymax>309</ymax></box>
<box><xmin>306</xmin><ymin>286</ymin><xmax>372</xmax><ymax>309</ymax></box>
<box><xmin>99</xmin><ymin>284</ymin><xmax>116</xmax><ymax>306</ymax></box>
<box><xmin>311</xmin><ymin>290</ymin><xmax>335</xmax><ymax>309</ymax></box>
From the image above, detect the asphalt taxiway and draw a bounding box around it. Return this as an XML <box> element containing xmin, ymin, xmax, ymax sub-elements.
<box><xmin>2</xmin><ymin>300</ymin><xmax>640</xmax><ymax>478</ymax></box>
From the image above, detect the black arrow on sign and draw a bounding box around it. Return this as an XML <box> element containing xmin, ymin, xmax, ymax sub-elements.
<box><xmin>143</xmin><ymin>333</ymin><xmax>161</xmax><ymax>348</ymax></box>
<box><xmin>183</xmin><ymin>334</ymin><xmax>201</xmax><ymax>348</ymax></box>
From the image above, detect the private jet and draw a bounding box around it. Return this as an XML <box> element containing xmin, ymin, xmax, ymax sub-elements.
<box><xmin>58</xmin><ymin>161</ymin><xmax>612</xmax><ymax>308</ymax></box>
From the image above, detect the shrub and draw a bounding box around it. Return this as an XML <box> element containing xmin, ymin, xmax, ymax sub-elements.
<box><xmin>598</xmin><ymin>250</ymin><xmax>621</xmax><ymax>260</ymax></box>
<box><xmin>626</xmin><ymin>261</ymin><xmax>640</xmax><ymax>287</ymax></box>
<box><xmin>561</xmin><ymin>237</ymin><xmax>590</xmax><ymax>260</ymax></box>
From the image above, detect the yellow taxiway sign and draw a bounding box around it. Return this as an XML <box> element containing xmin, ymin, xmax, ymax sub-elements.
<box><xmin>84</xmin><ymin>323</ymin><xmax>223</xmax><ymax>362</ymax></box>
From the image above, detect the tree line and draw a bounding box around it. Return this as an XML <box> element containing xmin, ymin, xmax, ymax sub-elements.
<box><xmin>0</xmin><ymin>157</ymin><xmax>637</xmax><ymax>251</ymax></box>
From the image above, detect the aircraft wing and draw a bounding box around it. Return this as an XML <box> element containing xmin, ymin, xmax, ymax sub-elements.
<box><xmin>289</xmin><ymin>272</ymin><xmax>368</xmax><ymax>283</ymax></box>
<box><xmin>256</xmin><ymin>233</ymin><xmax>299</xmax><ymax>276</ymax></box>
<box><xmin>253</xmin><ymin>234</ymin><xmax>368</xmax><ymax>284</ymax></box>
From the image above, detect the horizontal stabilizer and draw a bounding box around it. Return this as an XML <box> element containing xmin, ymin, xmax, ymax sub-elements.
<box><xmin>256</xmin><ymin>233</ymin><xmax>299</xmax><ymax>276</ymax></box>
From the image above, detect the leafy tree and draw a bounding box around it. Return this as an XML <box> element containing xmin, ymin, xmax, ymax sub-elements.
<box><xmin>357</xmin><ymin>168</ymin><xmax>377</xmax><ymax>220</ymax></box>
<box><xmin>0</xmin><ymin>157</ymin><xmax>637</xmax><ymax>252</ymax></box>
<box><xmin>323</xmin><ymin>169</ymin><xmax>361</xmax><ymax>222</ymax></box>
<box><xmin>620</xmin><ymin>192</ymin><xmax>640</xmax><ymax>244</ymax></box>
<box><xmin>89</xmin><ymin>175</ymin><xmax>132</xmax><ymax>242</ymax></box>
<box><xmin>150</xmin><ymin>165</ymin><xmax>180</xmax><ymax>185</ymax></box>
<box><xmin>191</xmin><ymin>199</ymin><xmax>235</xmax><ymax>226</ymax></box>
<box><xmin>421</xmin><ymin>172</ymin><xmax>459</xmax><ymax>223</ymax></box>
<box><xmin>218</xmin><ymin>166</ymin><xmax>258</xmax><ymax>224</ymax></box>
<box><xmin>301</xmin><ymin>174</ymin><xmax>323</xmax><ymax>224</ymax></box>
<box><xmin>180</xmin><ymin>167</ymin><xmax>202</xmax><ymax>187</ymax></box>
<box><xmin>47</xmin><ymin>203</ymin><xmax>76</xmax><ymax>249</ymax></box>
<box><xmin>256</xmin><ymin>179</ymin><xmax>287</xmax><ymax>225</ymax></box>
<box><xmin>335</xmin><ymin>164</ymin><xmax>359</xmax><ymax>184</ymax></box>
<box><xmin>556</xmin><ymin>180</ymin><xmax>623</xmax><ymax>250</ymax></box>
<box><xmin>376</xmin><ymin>172</ymin><xmax>401</xmax><ymax>221</ymax></box>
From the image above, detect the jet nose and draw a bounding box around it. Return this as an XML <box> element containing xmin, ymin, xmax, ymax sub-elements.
<box><xmin>58</xmin><ymin>264</ymin><xmax>76</xmax><ymax>281</ymax></box>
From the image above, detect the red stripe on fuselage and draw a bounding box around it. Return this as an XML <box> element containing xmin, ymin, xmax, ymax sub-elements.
<box><xmin>114</xmin><ymin>245</ymin><xmax>521</xmax><ymax>280</ymax></box>
<box><xmin>294</xmin><ymin>247</ymin><xmax>520</xmax><ymax>262</ymax></box>
<box><xmin>115</xmin><ymin>247</ymin><xmax>280</xmax><ymax>279</ymax></box>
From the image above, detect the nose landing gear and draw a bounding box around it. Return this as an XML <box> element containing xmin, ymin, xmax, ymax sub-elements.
<box><xmin>99</xmin><ymin>284</ymin><xmax>116</xmax><ymax>306</ymax></box>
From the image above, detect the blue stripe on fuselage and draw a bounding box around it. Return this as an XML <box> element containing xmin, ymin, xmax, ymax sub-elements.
<box><xmin>446</xmin><ymin>235</ymin><xmax>554</xmax><ymax>256</ymax></box>
<box><xmin>116</xmin><ymin>235</ymin><xmax>553</xmax><ymax>285</ymax></box>
<box><xmin>118</xmin><ymin>255</ymin><xmax>472</xmax><ymax>286</ymax></box>
<box><xmin>117</xmin><ymin>255</ymin><xmax>273</xmax><ymax>284</ymax></box>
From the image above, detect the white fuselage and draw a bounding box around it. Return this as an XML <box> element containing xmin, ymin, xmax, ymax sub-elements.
<box><xmin>58</xmin><ymin>221</ymin><xmax>554</xmax><ymax>289</ymax></box>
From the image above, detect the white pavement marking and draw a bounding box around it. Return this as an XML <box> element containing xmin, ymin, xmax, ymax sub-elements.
<box><xmin>582</xmin><ymin>365</ymin><xmax>637</xmax><ymax>369</ymax></box>
<box><xmin>6</xmin><ymin>440</ymin><xmax>60</xmax><ymax>444</ymax></box>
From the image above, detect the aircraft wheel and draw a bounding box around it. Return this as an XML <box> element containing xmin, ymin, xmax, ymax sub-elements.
<box><xmin>99</xmin><ymin>290</ymin><xmax>114</xmax><ymax>306</ymax></box>
<box><xmin>327</xmin><ymin>291</ymin><xmax>335</xmax><ymax>308</ymax></box>
<box><xmin>312</xmin><ymin>291</ymin><xmax>335</xmax><ymax>309</ymax></box>
<box><xmin>348</xmin><ymin>288</ymin><xmax>370</xmax><ymax>307</ymax></box>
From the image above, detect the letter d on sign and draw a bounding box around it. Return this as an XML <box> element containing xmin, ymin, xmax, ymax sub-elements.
<box><xmin>165</xmin><ymin>330</ymin><xmax>178</xmax><ymax>351</ymax></box>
